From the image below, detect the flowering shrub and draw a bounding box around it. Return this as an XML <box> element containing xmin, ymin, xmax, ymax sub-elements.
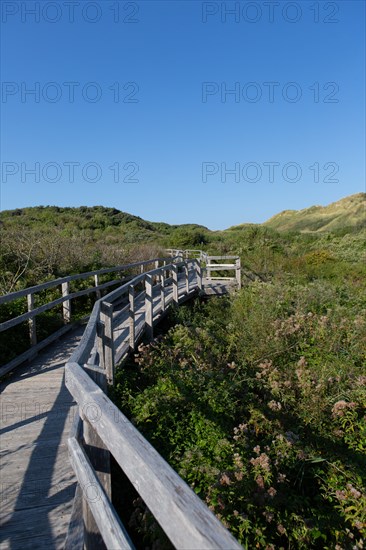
<box><xmin>113</xmin><ymin>277</ymin><xmax>366</xmax><ymax>549</ymax></box>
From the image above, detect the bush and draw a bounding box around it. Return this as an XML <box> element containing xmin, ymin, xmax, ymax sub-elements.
<box><xmin>113</xmin><ymin>278</ymin><xmax>366</xmax><ymax>549</ymax></box>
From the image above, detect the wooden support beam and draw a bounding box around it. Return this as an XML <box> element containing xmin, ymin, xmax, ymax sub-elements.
<box><xmin>62</xmin><ymin>281</ymin><xmax>71</xmax><ymax>324</ymax></box>
<box><xmin>101</xmin><ymin>302</ymin><xmax>114</xmax><ymax>385</ymax></box>
<box><xmin>129</xmin><ymin>284</ymin><xmax>135</xmax><ymax>351</ymax></box>
<box><xmin>96</xmin><ymin>320</ymin><xmax>105</xmax><ymax>369</ymax></box>
<box><xmin>172</xmin><ymin>265</ymin><xmax>179</xmax><ymax>304</ymax></box>
<box><xmin>160</xmin><ymin>270</ymin><xmax>165</xmax><ymax>313</ymax></box>
<box><xmin>94</xmin><ymin>274</ymin><xmax>101</xmax><ymax>299</ymax></box>
<box><xmin>236</xmin><ymin>258</ymin><xmax>241</xmax><ymax>289</ymax></box>
<box><xmin>145</xmin><ymin>274</ymin><xmax>153</xmax><ymax>341</ymax></box>
<box><xmin>27</xmin><ymin>292</ymin><xmax>37</xmax><ymax>346</ymax></box>
<box><xmin>184</xmin><ymin>262</ymin><xmax>189</xmax><ymax>294</ymax></box>
<box><xmin>195</xmin><ymin>261</ymin><xmax>202</xmax><ymax>290</ymax></box>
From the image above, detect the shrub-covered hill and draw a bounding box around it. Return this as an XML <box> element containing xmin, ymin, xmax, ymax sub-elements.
<box><xmin>1</xmin><ymin>196</ymin><xmax>365</xmax><ymax>293</ymax></box>
<box><xmin>0</xmin><ymin>205</ymin><xmax>210</xmax><ymax>243</ymax></box>
<box><xmin>262</xmin><ymin>193</ymin><xmax>366</xmax><ymax>233</ymax></box>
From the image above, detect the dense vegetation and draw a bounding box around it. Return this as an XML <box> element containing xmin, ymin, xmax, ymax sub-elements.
<box><xmin>113</xmin><ymin>261</ymin><xmax>366</xmax><ymax>549</ymax></box>
<box><xmin>1</xmin><ymin>194</ymin><xmax>365</xmax><ymax>546</ymax></box>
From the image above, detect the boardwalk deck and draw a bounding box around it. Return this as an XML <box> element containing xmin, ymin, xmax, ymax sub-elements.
<box><xmin>0</xmin><ymin>263</ymin><xmax>237</xmax><ymax>549</ymax></box>
<box><xmin>0</xmin><ymin>328</ymin><xmax>84</xmax><ymax>550</ymax></box>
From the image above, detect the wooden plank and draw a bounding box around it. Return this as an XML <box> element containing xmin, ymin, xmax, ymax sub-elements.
<box><xmin>65</xmin><ymin>363</ymin><xmax>242</xmax><ymax>550</ymax></box>
<box><xmin>206</xmin><ymin>264</ymin><xmax>236</xmax><ymax>269</ymax></box>
<box><xmin>0</xmin><ymin>328</ymin><xmax>82</xmax><ymax>549</ymax></box>
<box><xmin>68</xmin><ymin>437</ymin><xmax>135</xmax><ymax>550</ymax></box>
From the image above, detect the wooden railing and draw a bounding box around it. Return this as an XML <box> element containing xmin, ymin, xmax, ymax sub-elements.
<box><xmin>0</xmin><ymin>250</ymin><xmax>242</xmax><ymax>548</ymax></box>
<box><xmin>64</xmin><ymin>252</ymin><xmax>242</xmax><ymax>549</ymax></box>
<box><xmin>0</xmin><ymin>256</ymin><xmax>181</xmax><ymax>378</ymax></box>
<box><xmin>167</xmin><ymin>249</ymin><xmax>241</xmax><ymax>289</ymax></box>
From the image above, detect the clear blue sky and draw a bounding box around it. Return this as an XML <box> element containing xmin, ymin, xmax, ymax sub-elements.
<box><xmin>1</xmin><ymin>0</ymin><xmax>365</xmax><ymax>229</ymax></box>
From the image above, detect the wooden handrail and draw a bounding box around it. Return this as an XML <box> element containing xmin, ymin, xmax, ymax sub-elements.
<box><xmin>63</xmin><ymin>252</ymin><xmax>243</xmax><ymax>549</ymax></box>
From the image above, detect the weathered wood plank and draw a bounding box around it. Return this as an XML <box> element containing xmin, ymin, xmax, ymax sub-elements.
<box><xmin>0</xmin><ymin>328</ymin><xmax>83</xmax><ymax>550</ymax></box>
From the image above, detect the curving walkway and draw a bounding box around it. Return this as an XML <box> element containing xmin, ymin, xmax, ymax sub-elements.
<box><xmin>0</xmin><ymin>267</ymin><xmax>236</xmax><ymax>549</ymax></box>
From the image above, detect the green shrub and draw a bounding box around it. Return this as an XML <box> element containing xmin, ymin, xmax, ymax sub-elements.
<box><xmin>113</xmin><ymin>277</ymin><xmax>366</xmax><ymax>548</ymax></box>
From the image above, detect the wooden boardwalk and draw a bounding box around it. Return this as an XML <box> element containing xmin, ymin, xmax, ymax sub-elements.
<box><xmin>0</xmin><ymin>328</ymin><xmax>84</xmax><ymax>550</ymax></box>
<box><xmin>0</xmin><ymin>260</ymin><xmax>239</xmax><ymax>549</ymax></box>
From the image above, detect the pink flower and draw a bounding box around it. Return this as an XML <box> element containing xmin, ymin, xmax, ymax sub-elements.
<box><xmin>220</xmin><ymin>473</ymin><xmax>231</xmax><ymax>486</ymax></box>
<box><xmin>332</xmin><ymin>400</ymin><xmax>357</xmax><ymax>418</ymax></box>
<box><xmin>268</xmin><ymin>400</ymin><xmax>282</xmax><ymax>411</ymax></box>
<box><xmin>250</xmin><ymin>453</ymin><xmax>271</xmax><ymax>472</ymax></box>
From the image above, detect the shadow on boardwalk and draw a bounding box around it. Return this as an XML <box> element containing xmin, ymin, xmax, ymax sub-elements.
<box><xmin>0</xmin><ymin>327</ymin><xmax>84</xmax><ymax>550</ymax></box>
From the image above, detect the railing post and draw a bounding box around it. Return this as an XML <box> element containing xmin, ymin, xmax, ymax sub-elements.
<box><xmin>184</xmin><ymin>261</ymin><xmax>189</xmax><ymax>294</ymax></box>
<box><xmin>145</xmin><ymin>274</ymin><xmax>153</xmax><ymax>341</ymax></box>
<box><xmin>94</xmin><ymin>274</ymin><xmax>101</xmax><ymax>300</ymax></box>
<box><xmin>96</xmin><ymin>319</ymin><xmax>105</xmax><ymax>368</ymax></box>
<box><xmin>27</xmin><ymin>292</ymin><xmax>37</xmax><ymax>346</ymax></box>
<box><xmin>160</xmin><ymin>269</ymin><xmax>165</xmax><ymax>313</ymax></box>
<box><xmin>154</xmin><ymin>260</ymin><xmax>159</xmax><ymax>285</ymax></box>
<box><xmin>206</xmin><ymin>257</ymin><xmax>211</xmax><ymax>280</ymax></box>
<box><xmin>140</xmin><ymin>264</ymin><xmax>144</xmax><ymax>274</ymax></box>
<box><xmin>236</xmin><ymin>258</ymin><xmax>241</xmax><ymax>289</ymax></box>
<box><xmin>129</xmin><ymin>284</ymin><xmax>135</xmax><ymax>351</ymax></box>
<box><xmin>172</xmin><ymin>265</ymin><xmax>179</xmax><ymax>304</ymax></box>
<box><xmin>62</xmin><ymin>281</ymin><xmax>71</xmax><ymax>324</ymax></box>
<box><xmin>195</xmin><ymin>261</ymin><xmax>202</xmax><ymax>291</ymax></box>
<box><xmin>101</xmin><ymin>302</ymin><xmax>114</xmax><ymax>385</ymax></box>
